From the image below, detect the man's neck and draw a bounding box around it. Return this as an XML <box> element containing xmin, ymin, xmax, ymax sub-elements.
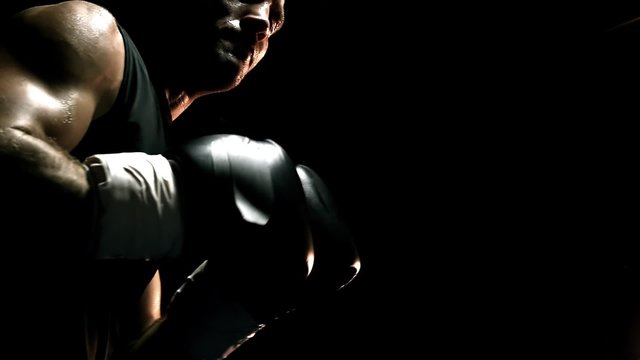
<box><xmin>166</xmin><ymin>90</ymin><xmax>195</xmax><ymax>121</ymax></box>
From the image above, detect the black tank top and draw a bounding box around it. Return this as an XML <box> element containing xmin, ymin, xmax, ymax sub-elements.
<box><xmin>71</xmin><ymin>26</ymin><xmax>171</xmax><ymax>160</ymax></box>
<box><xmin>73</xmin><ymin>25</ymin><xmax>170</xmax><ymax>360</ymax></box>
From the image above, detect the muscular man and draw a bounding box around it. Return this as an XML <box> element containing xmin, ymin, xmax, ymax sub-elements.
<box><xmin>0</xmin><ymin>1</ymin><xmax>342</xmax><ymax>358</ymax></box>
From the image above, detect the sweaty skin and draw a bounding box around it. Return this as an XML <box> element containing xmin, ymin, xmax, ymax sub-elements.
<box><xmin>0</xmin><ymin>0</ymin><xmax>285</xmax><ymax>343</ymax></box>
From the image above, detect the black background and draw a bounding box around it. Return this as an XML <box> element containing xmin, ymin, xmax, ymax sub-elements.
<box><xmin>166</xmin><ymin>2</ymin><xmax>640</xmax><ymax>355</ymax></box>
<box><xmin>180</xmin><ymin>3</ymin><xmax>640</xmax><ymax>359</ymax></box>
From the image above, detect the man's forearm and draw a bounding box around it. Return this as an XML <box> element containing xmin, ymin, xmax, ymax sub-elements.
<box><xmin>0</xmin><ymin>127</ymin><xmax>92</xmax><ymax>257</ymax></box>
<box><xmin>0</xmin><ymin>127</ymin><xmax>89</xmax><ymax>197</ymax></box>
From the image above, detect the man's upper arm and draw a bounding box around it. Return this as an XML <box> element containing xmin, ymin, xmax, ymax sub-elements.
<box><xmin>0</xmin><ymin>1</ymin><xmax>124</xmax><ymax>150</ymax></box>
<box><xmin>0</xmin><ymin>55</ymin><xmax>89</xmax><ymax>149</ymax></box>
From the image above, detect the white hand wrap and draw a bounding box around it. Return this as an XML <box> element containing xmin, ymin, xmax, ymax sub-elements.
<box><xmin>84</xmin><ymin>152</ymin><xmax>183</xmax><ymax>260</ymax></box>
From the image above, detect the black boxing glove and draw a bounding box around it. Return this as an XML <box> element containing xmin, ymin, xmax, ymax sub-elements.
<box><xmin>167</xmin><ymin>134</ymin><xmax>315</xmax><ymax>307</ymax></box>
<box><xmin>296</xmin><ymin>165</ymin><xmax>361</xmax><ymax>294</ymax></box>
<box><xmin>86</xmin><ymin>135</ymin><xmax>359</xmax><ymax>360</ymax></box>
<box><xmin>154</xmin><ymin>139</ymin><xmax>362</xmax><ymax>360</ymax></box>
<box><xmin>84</xmin><ymin>134</ymin><xmax>315</xmax><ymax>292</ymax></box>
<box><xmin>84</xmin><ymin>138</ymin><xmax>361</xmax><ymax>298</ymax></box>
<box><xmin>83</xmin><ymin>135</ymin><xmax>315</xmax><ymax>279</ymax></box>
<box><xmin>133</xmin><ymin>134</ymin><xmax>315</xmax><ymax>360</ymax></box>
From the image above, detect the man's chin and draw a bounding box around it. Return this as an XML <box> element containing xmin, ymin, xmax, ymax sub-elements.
<box><xmin>215</xmin><ymin>64</ymin><xmax>249</xmax><ymax>92</ymax></box>
<box><xmin>192</xmin><ymin>63</ymin><xmax>249</xmax><ymax>94</ymax></box>
<box><xmin>212</xmin><ymin>53</ymin><xmax>252</xmax><ymax>89</ymax></box>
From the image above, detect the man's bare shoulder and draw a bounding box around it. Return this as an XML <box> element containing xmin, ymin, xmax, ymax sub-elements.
<box><xmin>4</xmin><ymin>1</ymin><xmax>123</xmax><ymax>86</ymax></box>
<box><xmin>13</xmin><ymin>1</ymin><xmax>116</xmax><ymax>36</ymax></box>
<box><xmin>0</xmin><ymin>1</ymin><xmax>124</xmax><ymax>147</ymax></box>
